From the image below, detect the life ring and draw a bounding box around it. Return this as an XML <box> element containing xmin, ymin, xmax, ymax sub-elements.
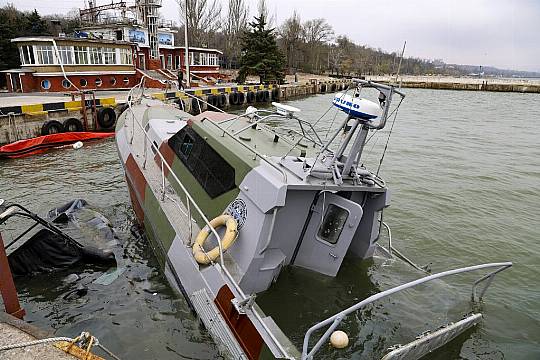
<box><xmin>246</xmin><ymin>91</ymin><xmax>255</xmax><ymax>103</ymax></box>
<box><xmin>192</xmin><ymin>214</ymin><xmax>238</xmax><ymax>265</ymax></box>
<box><xmin>262</xmin><ymin>90</ymin><xmax>270</xmax><ymax>102</ymax></box>
<box><xmin>63</xmin><ymin>118</ymin><xmax>83</xmax><ymax>132</ymax></box>
<box><xmin>41</xmin><ymin>120</ymin><xmax>64</xmax><ymax>135</ymax></box>
<box><xmin>217</xmin><ymin>93</ymin><xmax>227</xmax><ymax>108</ymax></box>
<box><xmin>97</xmin><ymin>107</ymin><xmax>116</xmax><ymax>129</ymax></box>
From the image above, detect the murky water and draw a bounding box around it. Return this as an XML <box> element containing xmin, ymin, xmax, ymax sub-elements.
<box><xmin>1</xmin><ymin>88</ymin><xmax>539</xmax><ymax>359</ymax></box>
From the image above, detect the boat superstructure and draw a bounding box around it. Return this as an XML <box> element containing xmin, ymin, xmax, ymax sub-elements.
<box><xmin>115</xmin><ymin>78</ymin><xmax>512</xmax><ymax>359</ymax></box>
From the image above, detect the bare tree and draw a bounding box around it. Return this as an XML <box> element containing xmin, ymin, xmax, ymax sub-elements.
<box><xmin>302</xmin><ymin>18</ymin><xmax>333</xmax><ymax>73</ymax></box>
<box><xmin>279</xmin><ymin>11</ymin><xmax>302</xmax><ymax>71</ymax></box>
<box><xmin>256</xmin><ymin>0</ymin><xmax>275</xmax><ymax>29</ymax></box>
<box><xmin>223</xmin><ymin>0</ymin><xmax>249</xmax><ymax>68</ymax></box>
<box><xmin>176</xmin><ymin>0</ymin><xmax>222</xmax><ymax>47</ymax></box>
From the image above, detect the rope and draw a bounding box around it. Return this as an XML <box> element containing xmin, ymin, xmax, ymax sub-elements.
<box><xmin>376</xmin><ymin>96</ymin><xmax>404</xmax><ymax>176</ymax></box>
<box><xmin>0</xmin><ymin>331</ymin><xmax>121</xmax><ymax>360</ymax></box>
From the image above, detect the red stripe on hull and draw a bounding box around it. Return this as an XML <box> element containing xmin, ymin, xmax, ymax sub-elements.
<box><xmin>215</xmin><ymin>286</ymin><xmax>263</xmax><ymax>360</ymax></box>
<box><xmin>155</xmin><ymin>142</ymin><xmax>175</xmax><ymax>177</ymax></box>
<box><xmin>126</xmin><ymin>177</ymin><xmax>145</xmax><ymax>227</ymax></box>
<box><xmin>125</xmin><ymin>154</ymin><xmax>147</xmax><ymax>202</ymax></box>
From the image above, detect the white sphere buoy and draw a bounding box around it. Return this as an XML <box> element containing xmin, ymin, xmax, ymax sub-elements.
<box><xmin>72</xmin><ymin>141</ymin><xmax>83</xmax><ymax>149</ymax></box>
<box><xmin>330</xmin><ymin>330</ymin><xmax>349</xmax><ymax>349</ymax></box>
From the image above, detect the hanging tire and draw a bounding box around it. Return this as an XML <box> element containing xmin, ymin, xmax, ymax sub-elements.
<box><xmin>192</xmin><ymin>97</ymin><xmax>202</xmax><ymax>114</ymax></box>
<box><xmin>271</xmin><ymin>88</ymin><xmax>279</xmax><ymax>100</ymax></box>
<box><xmin>246</xmin><ymin>91</ymin><xmax>255</xmax><ymax>104</ymax></box>
<box><xmin>97</xmin><ymin>107</ymin><xmax>116</xmax><ymax>129</ymax></box>
<box><xmin>174</xmin><ymin>98</ymin><xmax>185</xmax><ymax>111</ymax></box>
<box><xmin>262</xmin><ymin>90</ymin><xmax>270</xmax><ymax>102</ymax></box>
<box><xmin>41</xmin><ymin>120</ymin><xmax>64</xmax><ymax>136</ymax></box>
<box><xmin>63</xmin><ymin>118</ymin><xmax>83</xmax><ymax>132</ymax></box>
<box><xmin>218</xmin><ymin>94</ymin><xmax>227</xmax><ymax>108</ymax></box>
<box><xmin>255</xmin><ymin>91</ymin><xmax>264</xmax><ymax>102</ymax></box>
<box><xmin>237</xmin><ymin>92</ymin><xmax>245</xmax><ymax>104</ymax></box>
<box><xmin>229</xmin><ymin>92</ymin><xmax>239</xmax><ymax>105</ymax></box>
<box><xmin>320</xmin><ymin>84</ymin><xmax>327</xmax><ymax>93</ymax></box>
<box><xmin>330</xmin><ymin>83</ymin><xmax>337</xmax><ymax>92</ymax></box>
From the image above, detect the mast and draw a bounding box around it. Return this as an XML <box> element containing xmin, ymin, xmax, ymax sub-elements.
<box><xmin>183</xmin><ymin>0</ymin><xmax>191</xmax><ymax>88</ymax></box>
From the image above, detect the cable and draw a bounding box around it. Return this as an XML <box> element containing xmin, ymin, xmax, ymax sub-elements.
<box><xmin>376</xmin><ymin>96</ymin><xmax>404</xmax><ymax>176</ymax></box>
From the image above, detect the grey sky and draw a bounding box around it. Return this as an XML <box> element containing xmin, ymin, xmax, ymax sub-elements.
<box><xmin>6</xmin><ymin>0</ymin><xmax>540</xmax><ymax>72</ymax></box>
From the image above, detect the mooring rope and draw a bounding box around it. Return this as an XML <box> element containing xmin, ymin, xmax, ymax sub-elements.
<box><xmin>0</xmin><ymin>331</ymin><xmax>121</xmax><ymax>360</ymax></box>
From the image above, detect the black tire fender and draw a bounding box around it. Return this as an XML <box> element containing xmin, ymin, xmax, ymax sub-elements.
<box><xmin>97</xmin><ymin>107</ymin><xmax>117</xmax><ymax>129</ymax></box>
<box><xmin>174</xmin><ymin>98</ymin><xmax>185</xmax><ymax>111</ymax></box>
<box><xmin>229</xmin><ymin>92</ymin><xmax>239</xmax><ymax>105</ymax></box>
<box><xmin>330</xmin><ymin>83</ymin><xmax>337</xmax><ymax>92</ymax></box>
<box><xmin>63</xmin><ymin>118</ymin><xmax>83</xmax><ymax>132</ymax></box>
<box><xmin>218</xmin><ymin>94</ymin><xmax>226</xmax><ymax>108</ymax></box>
<box><xmin>263</xmin><ymin>90</ymin><xmax>270</xmax><ymax>102</ymax></box>
<box><xmin>237</xmin><ymin>92</ymin><xmax>245</xmax><ymax>104</ymax></box>
<box><xmin>246</xmin><ymin>91</ymin><xmax>255</xmax><ymax>103</ymax></box>
<box><xmin>320</xmin><ymin>84</ymin><xmax>327</xmax><ymax>92</ymax></box>
<box><xmin>271</xmin><ymin>88</ymin><xmax>279</xmax><ymax>100</ymax></box>
<box><xmin>41</xmin><ymin>120</ymin><xmax>64</xmax><ymax>136</ymax></box>
<box><xmin>192</xmin><ymin>97</ymin><xmax>202</xmax><ymax>114</ymax></box>
<box><xmin>255</xmin><ymin>91</ymin><xmax>264</xmax><ymax>102</ymax></box>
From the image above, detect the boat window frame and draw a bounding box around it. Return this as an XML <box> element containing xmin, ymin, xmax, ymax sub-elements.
<box><xmin>315</xmin><ymin>203</ymin><xmax>350</xmax><ymax>245</ymax></box>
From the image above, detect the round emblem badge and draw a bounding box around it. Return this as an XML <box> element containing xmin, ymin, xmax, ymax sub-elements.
<box><xmin>226</xmin><ymin>199</ymin><xmax>247</xmax><ymax>230</ymax></box>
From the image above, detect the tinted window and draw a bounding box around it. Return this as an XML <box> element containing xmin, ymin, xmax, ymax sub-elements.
<box><xmin>317</xmin><ymin>204</ymin><xmax>349</xmax><ymax>244</ymax></box>
<box><xmin>169</xmin><ymin>128</ymin><xmax>236</xmax><ymax>198</ymax></box>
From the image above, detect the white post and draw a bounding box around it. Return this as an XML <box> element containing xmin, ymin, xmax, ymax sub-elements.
<box><xmin>183</xmin><ymin>0</ymin><xmax>191</xmax><ymax>88</ymax></box>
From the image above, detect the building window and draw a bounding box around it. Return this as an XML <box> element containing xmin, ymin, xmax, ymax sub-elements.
<box><xmin>57</xmin><ymin>46</ymin><xmax>74</xmax><ymax>64</ymax></box>
<box><xmin>40</xmin><ymin>79</ymin><xmax>51</xmax><ymax>90</ymax></box>
<box><xmin>80</xmin><ymin>78</ymin><xmax>88</xmax><ymax>87</ymax></box>
<box><xmin>89</xmin><ymin>47</ymin><xmax>103</xmax><ymax>65</ymax></box>
<box><xmin>189</xmin><ymin>52</ymin><xmax>200</xmax><ymax>65</ymax></box>
<box><xmin>120</xmin><ymin>48</ymin><xmax>133</xmax><ymax>65</ymax></box>
<box><xmin>208</xmin><ymin>53</ymin><xmax>218</xmax><ymax>66</ymax></box>
<box><xmin>95</xmin><ymin>78</ymin><xmax>102</xmax><ymax>87</ymax></box>
<box><xmin>62</xmin><ymin>79</ymin><xmax>71</xmax><ymax>89</ymax></box>
<box><xmin>110</xmin><ymin>77</ymin><xmax>117</xmax><ymax>85</ymax></box>
<box><xmin>35</xmin><ymin>45</ymin><xmax>55</xmax><ymax>65</ymax></box>
<box><xmin>103</xmin><ymin>47</ymin><xmax>116</xmax><ymax>64</ymax></box>
<box><xmin>168</xmin><ymin>127</ymin><xmax>236</xmax><ymax>199</ymax></box>
<box><xmin>74</xmin><ymin>46</ymin><xmax>89</xmax><ymax>65</ymax></box>
<box><xmin>123</xmin><ymin>77</ymin><xmax>129</xmax><ymax>85</ymax></box>
<box><xmin>167</xmin><ymin>54</ymin><xmax>172</xmax><ymax>69</ymax></box>
<box><xmin>19</xmin><ymin>45</ymin><xmax>35</xmax><ymax>65</ymax></box>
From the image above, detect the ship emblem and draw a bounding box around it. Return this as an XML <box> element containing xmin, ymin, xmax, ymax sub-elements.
<box><xmin>226</xmin><ymin>199</ymin><xmax>247</xmax><ymax>230</ymax></box>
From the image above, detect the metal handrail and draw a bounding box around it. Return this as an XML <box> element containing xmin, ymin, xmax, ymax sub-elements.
<box><xmin>301</xmin><ymin>262</ymin><xmax>512</xmax><ymax>359</ymax></box>
<box><xmin>124</xmin><ymin>84</ymin><xmax>291</xmax><ymax>358</ymax></box>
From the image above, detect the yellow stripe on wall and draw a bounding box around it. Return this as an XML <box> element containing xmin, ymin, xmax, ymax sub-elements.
<box><xmin>21</xmin><ymin>104</ymin><xmax>44</xmax><ymax>114</ymax></box>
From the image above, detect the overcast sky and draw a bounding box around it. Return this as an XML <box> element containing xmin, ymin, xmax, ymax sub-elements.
<box><xmin>6</xmin><ymin>0</ymin><xmax>540</xmax><ymax>72</ymax></box>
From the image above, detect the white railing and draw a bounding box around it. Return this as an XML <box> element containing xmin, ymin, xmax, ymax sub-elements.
<box><xmin>124</xmin><ymin>78</ymin><xmax>290</xmax><ymax>358</ymax></box>
<box><xmin>301</xmin><ymin>262</ymin><xmax>512</xmax><ymax>359</ymax></box>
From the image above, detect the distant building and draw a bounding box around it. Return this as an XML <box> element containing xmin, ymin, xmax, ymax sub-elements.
<box><xmin>3</xmin><ymin>27</ymin><xmax>222</xmax><ymax>93</ymax></box>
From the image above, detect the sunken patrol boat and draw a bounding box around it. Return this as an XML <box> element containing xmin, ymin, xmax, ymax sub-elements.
<box><xmin>115</xmin><ymin>79</ymin><xmax>512</xmax><ymax>359</ymax></box>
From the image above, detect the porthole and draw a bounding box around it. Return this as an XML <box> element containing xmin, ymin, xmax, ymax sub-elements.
<box><xmin>95</xmin><ymin>78</ymin><xmax>102</xmax><ymax>87</ymax></box>
<box><xmin>123</xmin><ymin>77</ymin><xmax>129</xmax><ymax>85</ymax></box>
<box><xmin>80</xmin><ymin>78</ymin><xmax>88</xmax><ymax>87</ymax></box>
<box><xmin>41</xmin><ymin>79</ymin><xmax>51</xmax><ymax>90</ymax></box>
<box><xmin>110</xmin><ymin>77</ymin><xmax>117</xmax><ymax>86</ymax></box>
<box><xmin>62</xmin><ymin>79</ymin><xmax>71</xmax><ymax>89</ymax></box>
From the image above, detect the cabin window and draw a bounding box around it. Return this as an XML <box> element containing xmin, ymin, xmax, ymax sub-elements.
<box><xmin>89</xmin><ymin>47</ymin><xmax>103</xmax><ymax>65</ymax></box>
<box><xmin>168</xmin><ymin>128</ymin><xmax>236</xmax><ymax>199</ymax></box>
<box><xmin>57</xmin><ymin>46</ymin><xmax>74</xmax><ymax>64</ymax></box>
<box><xmin>35</xmin><ymin>45</ymin><xmax>55</xmax><ymax>65</ymax></box>
<box><xmin>40</xmin><ymin>79</ymin><xmax>51</xmax><ymax>90</ymax></box>
<box><xmin>95</xmin><ymin>78</ymin><xmax>102</xmax><ymax>87</ymax></box>
<box><xmin>317</xmin><ymin>204</ymin><xmax>349</xmax><ymax>245</ymax></box>
<box><xmin>74</xmin><ymin>46</ymin><xmax>89</xmax><ymax>64</ymax></box>
<box><xmin>167</xmin><ymin>54</ymin><xmax>172</xmax><ymax>69</ymax></box>
<box><xmin>19</xmin><ymin>45</ymin><xmax>35</xmax><ymax>65</ymax></box>
<box><xmin>62</xmin><ymin>79</ymin><xmax>71</xmax><ymax>89</ymax></box>
<box><xmin>80</xmin><ymin>78</ymin><xmax>88</xmax><ymax>87</ymax></box>
<box><xmin>110</xmin><ymin>77</ymin><xmax>117</xmax><ymax>86</ymax></box>
<box><xmin>123</xmin><ymin>77</ymin><xmax>129</xmax><ymax>85</ymax></box>
<box><xmin>120</xmin><ymin>48</ymin><xmax>133</xmax><ymax>65</ymax></box>
<box><xmin>103</xmin><ymin>47</ymin><xmax>116</xmax><ymax>64</ymax></box>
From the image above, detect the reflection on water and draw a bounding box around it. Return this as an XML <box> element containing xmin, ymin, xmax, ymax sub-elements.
<box><xmin>1</xmin><ymin>88</ymin><xmax>539</xmax><ymax>359</ymax></box>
